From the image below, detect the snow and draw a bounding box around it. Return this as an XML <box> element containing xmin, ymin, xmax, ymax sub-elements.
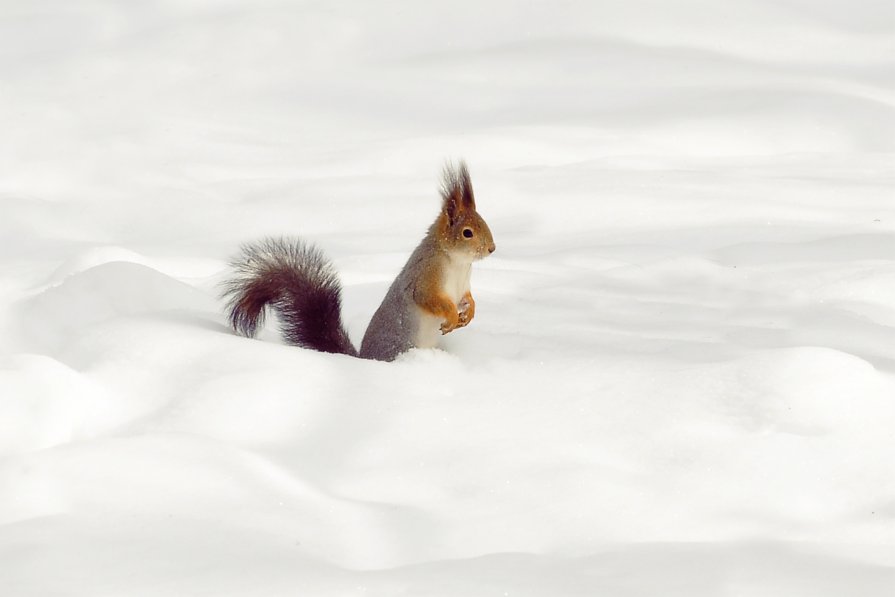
<box><xmin>2</xmin><ymin>0</ymin><xmax>895</xmax><ymax>594</ymax></box>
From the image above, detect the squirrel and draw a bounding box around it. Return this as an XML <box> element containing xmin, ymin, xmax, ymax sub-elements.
<box><xmin>222</xmin><ymin>161</ymin><xmax>496</xmax><ymax>362</ymax></box>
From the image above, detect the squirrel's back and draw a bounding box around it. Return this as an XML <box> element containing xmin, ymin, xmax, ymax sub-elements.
<box><xmin>359</xmin><ymin>241</ymin><xmax>439</xmax><ymax>361</ymax></box>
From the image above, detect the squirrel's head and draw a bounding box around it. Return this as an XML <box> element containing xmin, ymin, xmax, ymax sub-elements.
<box><xmin>437</xmin><ymin>162</ymin><xmax>496</xmax><ymax>261</ymax></box>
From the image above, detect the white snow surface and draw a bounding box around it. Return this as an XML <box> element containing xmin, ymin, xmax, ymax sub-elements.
<box><xmin>2</xmin><ymin>1</ymin><xmax>895</xmax><ymax>595</ymax></box>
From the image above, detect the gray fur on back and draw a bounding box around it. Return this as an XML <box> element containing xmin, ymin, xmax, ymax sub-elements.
<box><xmin>359</xmin><ymin>240</ymin><xmax>436</xmax><ymax>361</ymax></box>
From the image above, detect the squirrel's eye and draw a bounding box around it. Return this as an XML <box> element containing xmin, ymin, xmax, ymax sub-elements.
<box><xmin>462</xmin><ymin>228</ymin><xmax>474</xmax><ymax>239</ymax></box>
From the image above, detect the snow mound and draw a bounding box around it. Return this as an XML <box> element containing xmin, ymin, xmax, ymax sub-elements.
<box><xmin>16</xmin><ymin>261</ymin><xmax>219</xmax><ymax>355</ymax></box>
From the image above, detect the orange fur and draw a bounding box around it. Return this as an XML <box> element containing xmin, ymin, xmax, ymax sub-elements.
<box><xmin>414</xmin><ymin>262</ymin><xmax>459</xmax><ymax>333</ymax></box>
<box><xmin>457</xmin><ymin>291</ymin><xmax>475</xmax><ymax>328</ymax></box>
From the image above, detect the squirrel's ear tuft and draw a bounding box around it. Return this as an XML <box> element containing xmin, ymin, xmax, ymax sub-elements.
<box><xmin>440</xmin><ymin>161</ymin><xmax>476</xmax><ymax>224</ymax></box>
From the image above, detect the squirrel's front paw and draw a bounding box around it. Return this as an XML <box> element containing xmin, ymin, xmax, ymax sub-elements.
<box><xmin>456</xmin><ymin>296</ymin><xmax>474</xmax><ymax>328</ymax></box>
<box><xmin>440</xmin><ymin>311</ymin><xmax>460</xmax><ymax>335</ymax></box>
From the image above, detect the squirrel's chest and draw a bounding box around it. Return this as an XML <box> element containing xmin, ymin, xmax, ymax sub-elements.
<box><xmin>440</xmin><ymin>258</ymin><xmax>472</xmax><ymax>303</ymax></box>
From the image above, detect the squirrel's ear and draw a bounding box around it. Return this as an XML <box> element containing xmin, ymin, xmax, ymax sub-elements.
<box><xmin>440</xmin><ymin>161</ymin><xmax>476</xmax><ymax>225</ymax></box>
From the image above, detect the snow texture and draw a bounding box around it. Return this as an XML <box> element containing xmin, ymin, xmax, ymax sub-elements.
<box><xmin>2</xmin><ymin>0</ymin><xmax>895</xmax><ymax>595</ymax></box>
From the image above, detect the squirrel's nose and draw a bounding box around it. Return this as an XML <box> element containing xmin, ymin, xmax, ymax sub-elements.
<box><xmin>488</xmin><ymin>243</ymin><xmax>496</xmax><ymax>254</ymax></box>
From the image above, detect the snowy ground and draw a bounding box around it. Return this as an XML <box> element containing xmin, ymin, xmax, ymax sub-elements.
<box><xmin>2</xmin><ymin>1</ymin><xmax>895</xmax><ymax>595</ymax></box>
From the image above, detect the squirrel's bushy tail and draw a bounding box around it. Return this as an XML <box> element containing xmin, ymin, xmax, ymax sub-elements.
<box><xmin>222</xmin><ymin>237</ymin><xmax>358</xmax><ymax>356</ymax></box>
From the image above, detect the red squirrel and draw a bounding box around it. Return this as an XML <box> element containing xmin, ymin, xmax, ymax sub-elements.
<box><xmin>222</xmin><ymin>162</ymin><xmax>495</xmax><ymax>361</ymax></box>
